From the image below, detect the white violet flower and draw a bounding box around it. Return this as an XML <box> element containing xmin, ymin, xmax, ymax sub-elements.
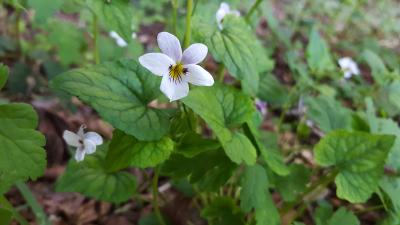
<box><xmin>139</xmin><ymin>32</ymin><xmax>214</xmax><ymax>101</ymax></box>
<box><xmin>109</xmin><ymin>31</ymin><xmax>128</xmax><ymax>47</ymax></box>
<box><xmin>338</xmin><ymin>57</ymin><xmax>360</xmax><ymax>79</ymax></box>
<box><xmin>255</xmin><ymin>98</ymin><xmax>268</xmax><ymax>117</ymax></box>
<box><xmin>63</xmin><ymin>125</ymin><xmax>103</xmax><ymax>162</ymax></box>
<box><xmin>216</xmin><ymin>2</ymin><xmax>240</xmax><ymax>30</ymax></box>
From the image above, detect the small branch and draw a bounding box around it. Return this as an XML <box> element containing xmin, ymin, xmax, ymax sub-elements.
<box><xmin>183</xmin><ymin>0</ymin><xmax>193</xmax><ymax>48</ymax></box>
<box><xmin>16</xmin><ymin>182</ymin><xmax>50</xmax><ymax>225</ymax></box>
<box><xmin>152</xmin><ymin>167</ymin><xmax>167</xmax><ymax>225</ymax></box>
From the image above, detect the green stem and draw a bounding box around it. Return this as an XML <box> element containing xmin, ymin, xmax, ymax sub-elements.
<box><xmin>280</xmin><ymin>170</ymin><xmax>338</xmax><ymax>215</ymax></box>
<box><xmin>355</xmin><ymin>205</ymin><xmax>384</xmax><ymax>215</ymax></box>
<box><xmin>16</xmin><ymin>182</ymin><xmax>49</xmax><ymax>225</ymax></box>
<box><xmin>15</xmin><ymin>8</ymin><xmax>21</xmax><ymax>54</ymax></box>
<box><xmin>152</xmin><ymin>167</ymin><xmax>167</xmax><ymax>225</ymax></box>
<box><xmin>245</xmin><ymin>0</ymin><xmax>263</xmax><ymax>22</ymax></box>
<box><xmin>0</xmin><ymin>195</ymin><xmax>30</xmax><ymax>225</ymax></box>
<box><xmin>171</xmin><ymin>0</ymin><xmax>178</xmax><ymax>34</ymax></box>
<box><xmin>183</xmin><ymin>0</ymin><xmax>193</xmax><ymax>48</ymax></box>
<box><xmin>92</xmin><ymin>13</ymin><xmax>100</xmax><ymax>64</ymax></box>
<box><xmin>216</xmin><ymin>64</ymin><xmax>225</xmax><ymax>82</ymax></box>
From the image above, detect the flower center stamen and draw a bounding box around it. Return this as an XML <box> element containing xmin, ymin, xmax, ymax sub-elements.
<box><xmin>168</xmin><ymin>63</ymin><xmax>188</xmax><ymax>83</ymax></box>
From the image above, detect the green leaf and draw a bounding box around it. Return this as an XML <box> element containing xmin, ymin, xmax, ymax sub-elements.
<box><xmin>201</xmin><ymin>197</ymin><xmax>246</xmax><ymax>225</ymax></box>
<box><xmin>194</xmin><ymin>16</ymin><xmax>269</xmax><ymax>96</ymax></box>
<box><xmin>314</xmin><ymin>130</ymin><xmax>395</xmax><ymax>203</ymax></box>
<box><xmin>162</xmin><ymin>149</ymin><xmax>237</xmax><ymax>191</ymax></box>
<box><xmin>376</xmin><ymin>80</ymin><xmax>400</xmax><ymax>116</ymax></box>
<box><xmin>175</xmin><ymin>132</ymin><xmax>220</xmax><ymax>158</ymax></box>
<box><xmin>50</xmin><ymin>59</ymin><xmax>171</xmax><ymax>141</ymax></box>
<box><xmin>274</xmin><ymin>164</ymin><xmax>311</xmax><ymax>202</ymax></box>
<box><xmin>87</xmin><ymin>0</ymin><xmax>133</xmax><ymax>43</ymax></box>
<box><xmin>327</xmin><ymin>207</ymin><xmax>360</xmax><ymax>225</ymax></box>
<box><xmin>106</xmin><ymin>130</ymin><xmax>174</xmax><ymax>171</ymax></box>
<box><xmin>28</xmin><ymin>0</ymin><xmax>63</xmax><ymax>23</ymax></box>
<box><xmin>257</xmin><ymin>73</ymin><xmax>289</xmax><ymax>108</ymax></box>
<box><xmin>306</xmin><ymin>27</ymin><xmax>335</xmax><ymax>77</ymax></box>
<box><xmin>182</xmin><ymin>84</ymin><xmax>257</xmax><ymax>165</ymax></box>
<box><xmin>56</xmin><ymin>145</ymin><xmax>136</xmax><ymax>203</ymax></box>
<box><xmin>240</xmin><ymin>164</ymin><xmax>280</xmax><ymax>225</ymax></box>
<box><xmin>305</xmin><ymin>95</ymin><xmax>352</xmax><ymax>133</ymax></box>
<box><xmin>0</xmin><ymin>103</ymin><xmax>46</xmax><ymax>194</ymax></box>
<box><xmin>0</xmin><ymin>64</ymin><xmax>8</xmax><ymax>90</ymax></box>
<box><xmin>365</xmin><ymin>98</ymin><xmax>400</xmax><ymax>213</ymax></box>
<box><xmin>362</xmin><ymin>49</ymin><xmax>388</xmax><ymax>85</ymax></box>
<box><xmin>47</xmin><ymin>20</ymin><xmax>85</xmax><ymax>66</ymax></box>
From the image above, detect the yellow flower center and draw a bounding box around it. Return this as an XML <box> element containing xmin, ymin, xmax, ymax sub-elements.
<box><xmin>169</xmin><ymin>63</ymin><xmax>188</xmax><ymax>83</ymax></box>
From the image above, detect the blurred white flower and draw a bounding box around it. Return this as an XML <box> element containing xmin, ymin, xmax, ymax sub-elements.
<box><xmin>63</xmin><ymin>125</ymin><xmax>103</xmax><ymax>162</ymax></box>
<box><xmin>216</xmin><ymin>2</ymin><xmax>240</xmax><ymax>30</ymax></box>
<box><xmin>139</xmin><ymin>32</ymin><xmax>214</xmax><ymax>101</ymax></box>
<box><xmin>338</xmin><ymin>57</ymin><xmax>360</xmax><ymax>79</ymax></box>
<box><xmin>255</xmin><ymin>98</ymin><xmax>268</xmax><ymax>117</ymax></box>
<box><xmin>109</xmin><ymin>31</ymin><xmax>128</xmax><ymax>47</ymax></box>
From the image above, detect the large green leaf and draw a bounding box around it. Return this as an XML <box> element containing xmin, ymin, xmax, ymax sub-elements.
<box><xmin>315</xmin><ymin>204</ymin><xmax>360</xmax><ymax>225</ymax></box>
<box><xmin>162</xmin><ymin>149</ymin><xmax>237</xmax><ymax>191</ymax></box>
<box><xmin>240</xmin><ymin>164</ymin><xmax>280</xmax><ymax>225</ymax></box>
<box><xmin>86</xmin><ymin>0</ymin><xmax>133</xmax><ymax>43</ymax></box>
<box><xmin>106</xmin><ymin>130</ymin><xmax>174</xmax><ymax>171</ymax></box>
<box><xmin>306</xmin><ymin>27</ymin><xmax>335</xmax><ymax>77</ymax></box>
<box><xmin>0</xmin><ymin>103</ymin><xmax>46</xmax><ymax>194</ymax></box>
<box><xmin>56</xmin><ymin>145</ymin><xmax>136</xmax><ymax>203</ymax></box>
<box><xmin>305</xmin><ymin>95</ymin><xmax>352</xmax><ymax>133</ymax></box>
<box><xmin>201</xmin><ymin>197</ymin><xmax>246</xmax><ymax>225</ymax></box>
<box><xmin>362</xmin><ymin>49</ymin><xmax>388</xmax><ymax>85</ymax></box>
<box><xmin>50</xmin><ymin>59</ymin><xmax>171</xmax><ymax>141</ymax></box>
<box><xmin>314</xmin><ymin>130</ymin><xmax>395</xmax><ymax>203</ymax></box>
<box><xmin>0</xmin><ymin>64</ymin><xmax>8</xmax><ymax>90</ymax></box>
<box><xmin>193</xmin><ymin>16</ymin><xmax>271</xmax><ymax>96</ymax></box>
<box><xmin>182</xmin><ymin>84</ymin><xmax>257</xmax><ymax>165</ymax></box>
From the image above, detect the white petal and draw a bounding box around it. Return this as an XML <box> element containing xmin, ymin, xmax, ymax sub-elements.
<box><xmin>344</xmin><ymin>71</ymin><xmax>352</xmax><ymax>79</ymax></box>
<box><xmin>216</xmin><ymin>8</ymin><xmax>227</xmax><ymax>29</ymax></box>
<box><xmin>232</xmin><ymin>10</ymin><xmax>240</xmax><ymax>16</ymax></box>
<box><xmin>157</xmin><ymin>32</ymin><xmax>182</xmax><ymax>62</ymax></box>
<box><xmin>116</xmin><ymin>38</ymin><xmax>128</xmax><ymax>47</ymax></box>
<box><xmin>139</xmin><ymin>53</ymin><xmax>174</xmax><ymax>76</ymax></box>
<box><xmin>160</xmin><ymin>75</ymin><xmax>189</xmax><ymax>101</ymax></box>
<box><xmin>220</xmin><ymin>2</ymin><xmax>230</xmax><ymax>12</ymax></box>
<box><xmin>182</xmin><ymin>44</ymin><xmax>208</xmax><ymax>65</ymax></box>
<box><xmin>338</xmin><ymin>57</ymin><xmax>353</xmax><ymax>69</ymax></box>
<box><xmin>185</xmin><ymin>64</ymin><xmax>214</xmax><ymax>86</ymax></box>
<box><xmin>83</xmin><ymin>139</ymin><xmax>97</xmax><ymax>155</ymax></box>
<box><xmin>75</xmin><ymin>148</ymin><xmax>85</xmax><ymax>162</ymax></box>
<box><xmin>350</xmin><ymin>63</ymin><xmax>360</xmax><ymax>75</ymax></box>
<box><xmin>109</xmin><ymin>31</ymin><xmax>119</xmax><ymax>39</ymax></box>
<box><xmin>84</xmin><ymin>132</ymin><xmax>103</xmax><ymax>145</ymax></box>
<box><xmin>77</xmin><ymin>125</ymin><xmax>86</xmax><ymax>138</ymax></box>
<box><xmin>63</xmin><ymin>130</ymin><xmax>81</xmax><ymax>147</ymax></box>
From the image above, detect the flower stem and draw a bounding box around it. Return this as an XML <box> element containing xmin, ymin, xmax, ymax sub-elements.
<box><xmin>183</xmin><ymin>0</ymin><xmax>193</xmax><ymax>48</ymax></box>
<box><xmin>15</xmin><ymin>182</ymin><xmax>50</xmax><ymax>225</ymax></box>
<box><xmin>92</xmin><ymin>13</ymin><xmax>100</xmax><ymax>64</ymax></box>
<box><xmin>216</xmin><ymin>64</ymin><xmax>225</xmax><ymax>82</ymax></box>
<box><xmin>245</xmin><ymin>0</ymin><xmax>263</xmax><ymax>22</ymax></box>
<box><xmin>171</xmin><ymin>0</ymin><xmax>178</xmax><ymax>34</ymax></box>
<box><xmin>152</xmin><ymin>167</ymin><xmax>167</xmax><ymax>225</ymax></box>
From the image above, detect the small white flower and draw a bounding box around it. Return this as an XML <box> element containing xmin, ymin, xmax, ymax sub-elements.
<box><xmin>338</xmin><ymin>57</ymin><xmax>360</xmax><ymax>79</ymax></box>
<box><xmin>216</xmin><ymin>2</ymin><xmax>240</xmax><ymax>30</ymax></box>
<box><xmin>139</xmin><ymin>32</ymin><xmax>214</xmax><ymax>101</ymax></box>
<box><xmin>109</xmin><ymin>31</ymin><xmax>128</xmax><ymax>47</ymax></box>
<box><xmin>63</xmin><ymin>125</ymin><xmax>103</xmax><ymax>162</ymax></box>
